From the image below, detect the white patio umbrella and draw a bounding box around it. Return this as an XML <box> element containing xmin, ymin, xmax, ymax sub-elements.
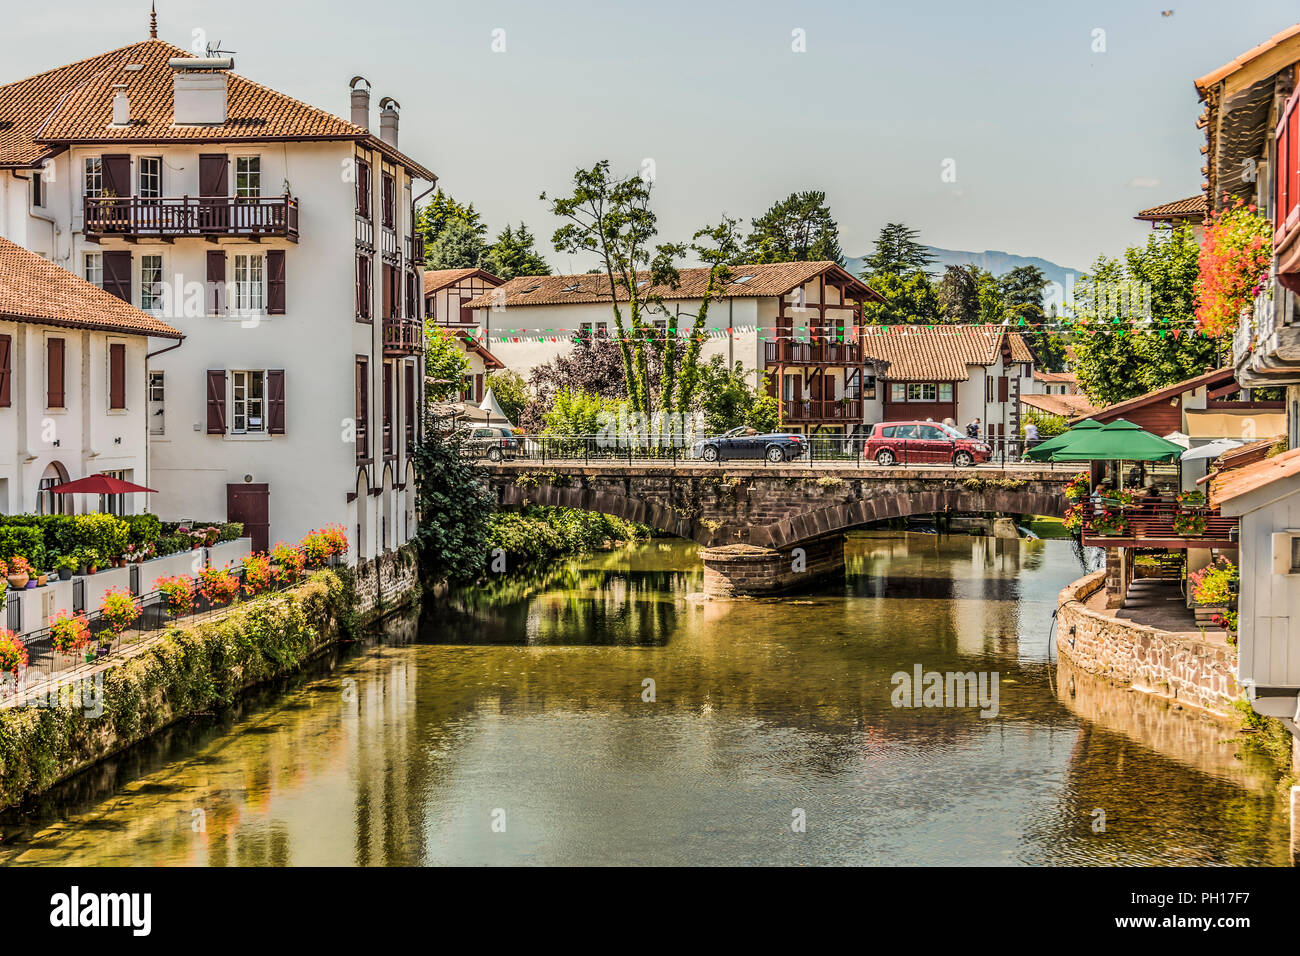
<box><xmin>1180</xmin><ymin>437</ymin><xmax>1244</xmax><ymax>462</ymax></box>
<box><xmin>1163</xmin><ymin>430</ymin><xmax>1191</xmax><ymax>449</ymax></box>
<box><xmin>478</xmin><ymin>387</ymin><xmax>513</xmax><ymax>428</ymax></box>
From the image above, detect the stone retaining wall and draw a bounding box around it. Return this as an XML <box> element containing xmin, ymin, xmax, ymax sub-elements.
<box><xmin>352</xmin><ymin>544</ymin><xmax>421</xmax><ymax>623</ymax></box>
<box><xmin>1057</xmin><ymin>570</ymin><xmax>1239</xmax><ymax>716</ymax></box>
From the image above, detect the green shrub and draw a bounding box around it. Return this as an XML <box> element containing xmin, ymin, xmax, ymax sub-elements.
<box><xmin>71</xmin><ymin>513</ymin><xmax>129</xmax><ymax>561</ymax></box>
<box><xmin>124</xmin><ymin>513</ymin><xmax>162</xmax><ymax>548</ymax></box>
<box><xmin>0</xmin><ymin>526</ymin><xmax>45</xmax><ymax>570</ymax></box>
<box><xmin>219</xmin><ymin>522</ymin><xmax>244</xmax><ymax>542</ymax></box>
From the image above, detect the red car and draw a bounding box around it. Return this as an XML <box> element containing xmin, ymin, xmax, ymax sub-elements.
<box><xmin>864</xmin><ymin>420</ymin><xmax>991</xmax><ymax>467</ymax></box>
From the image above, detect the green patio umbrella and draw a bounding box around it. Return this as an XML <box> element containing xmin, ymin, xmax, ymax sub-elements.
<box><xmin>1023</xmin><ymin>418</ymin><xmax>1104</xmax><ymax>461</ymax></box>
<box><xmin>1038</xmin><ymin>418</ymin><xmax>1184</xmax><ymax>462</ymax></box>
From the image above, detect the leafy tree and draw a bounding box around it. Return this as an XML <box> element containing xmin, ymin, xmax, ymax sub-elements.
<box><xmin>863</xmin><ymin>222</ymin><xmax>934</xmax><ymax>275</ymax></box>
<box><xmin>695</xmin><ymin>357</ymin><xmax>778</xmax><ymax>433</ymax></box>
<box><xmin>486</xmin><ymin>369</ymin><xmax>530</xmax><ymax>424</ymax></box>
<box><xmin>485</xmin><ymin>223</ymin><xmax>552</xmax><ymax>279</ymax></box>
<box><xmin>860</xmin><ymin>269</ymin><xmax>939</xmax><ymax>324</ymax></box>
<box><xmin>937</xmin><ymin>265</ymin><xmax>979</xmax><ymax>323</ymax></box>
<box><xmin>998</xmin><ymin>265</ymin><xmax>1064</xmax><ymax>370</ymax></box>
<box><xmin>742</xmin><ymin>190</ymin><xmax>843</xmax><ymax>264</ymax></box>
<box><xmin>425</xmin><ymin>217</ymin><xmax>490</xmax><ymax>270</ymax></box>
<box><xmin>1069</xmin><ymin>226</ymin><xmax>1217</xmax><ymax>405</ymax></box>
<box><xmin>411</xmin><ymin>422</ymin><xmax>492</xmax><ymax>584</ymax></box>
<box><xmin>1021</xmin><ymin>407</ymin><xmax>1069</xmax><ymax>437</ymax></box>
<box><xmin>545</xmin><ymin>160</ymin><xmax>681</xmax><ymax>415</ymax></box>
<box><xmin>425</xmin><ymin>324</ymin><xmax>470</xmax><ymax>400</ymax></box>
<box><xmin>542</xmin><ymin>388</ymin><xmax>614</xmax><ymax>436</ymax></box>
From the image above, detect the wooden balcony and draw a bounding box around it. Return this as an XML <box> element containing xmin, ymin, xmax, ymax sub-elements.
<box><xmin>383</xmin><ymin>317</ymin><xmax>423</xmax><ymax>356</ymax></box>
<box><xmin>84</xmin><ymin>195</ymin><xmax>299</xmax><ymax>243</ymax></box>
<box><xmin>765</xmin><ymin>341</ymin><xmax>860</xmax><ymax>364</ymax></box>
<box><xmin>1077</xmin><ymin>495</ymin><xmax>1239</xmax><ymax>549</ymax></box>
<box><xmin>781</xmin><ymin>398</ymin><xmax>863</xmax><ymax>422</ymax></box>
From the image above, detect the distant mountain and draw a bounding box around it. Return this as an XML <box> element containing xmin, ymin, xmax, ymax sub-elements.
<box><xmin>844</xmin><ymin>247</ymin><xmax>1081</xmax><ymax>291</ymax></box>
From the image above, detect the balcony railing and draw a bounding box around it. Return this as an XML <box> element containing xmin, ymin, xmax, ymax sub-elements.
<box><xmin>404</xmin><ymin>233</ymin><xmax>425</xmax><ymax>263</ymax></box>
<box><xmin>765</xmin><ymin>341</ymin><xmax>860</xmax><ymax>364</ymax></box>
<box><xmin>781</xmin><ymin>398</ymin><xmax>863</xmax><ymax>422</ymax></box>
<box><xmin>383</xmin><ymin>317</ymin><xmax>423</xmax><ymax>356</ymax></box>
<box><xmin>1077</xmin><ymin>495</ymin><xmax>1238</xmax><ymax>547</ymax></box>
<box><xmin>1232</xmin><ymin>281</ymin><xmax>1300</xmax><ymax>385</ymax></box>
<box><xmin>84</xmin><ymin>195</ymin><xmax>299</xmax><ymax>242</ymax></box>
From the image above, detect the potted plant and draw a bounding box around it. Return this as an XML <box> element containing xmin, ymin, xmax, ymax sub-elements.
<box><xmin>6</xmin><ymin>556</ymin><xmax>31</xmax><ymax>590</ymax></box>
<box><xmin>0</xmin><ymin>628</ymin><xmax>28</xmax><ymax>679</ymax></box>
<box><xmin>198</xmin><ymin>566</ymin><xmax>240</xmax><ymax>607</ymax></box>
<box><xmin>1172</xmin><ymin>512</ymin><xmax>1207</xmax><ymax>536</ymax></box>
<box><xmin>1175</xmin><ymin>489</ymin><xmax>1207</xmax><ymax>509</ymax></box>
<box><xmin>1064</xmin><ymin>472</ymin><xmax>1091</xmax><ymax>500</ymax></box>
<box><xmin>1090</xmin><ymin>509</ymin><xmax>1129</xmax><ymax>536</ymax></box>
<box><xmin>270</xmin><ymin>542</ymin><xmax>306</xmax><ymax>586</ymax></box>
<box><xmin>83</xmin><ymin>548</ymin><xmax>100</xmax><ymax>575</ymax></box>
<box><xmin>98</xmin><ymin>587</ymin><xmax>141</xmax><ymax>652</ymax></box>
<box><xmin>299</xmin><ymin>529</ymin><xmax>330</xmax><ymax>569</ymax></box>
<box><xmin>49</xmin><ymin>610</ymin><xmax>91</xmax><ymax>658</ymax></box>
<box><xmin>322</xmin><ymin>524</ymin><xmax>349</xmax><ymax>565</ymax></box>
<box><xmin>154</xmin><ymin>574</ymin><xmax>195</xmax><ymax>618</ymax></box>
<box><xmin>34</xmin><ymin>568</ymin><xmax>48</xmax><ymax>587</ymax></box>
<box><xmin>56</xmin><ymin>555</ymin><xmax>78</xmax><ymax>581</ymax></box>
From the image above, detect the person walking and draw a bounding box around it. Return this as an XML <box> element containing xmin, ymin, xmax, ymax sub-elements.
<box><xmin>966</xmin><ymin>417</ymin><xmax>981</xmax><ymax>439</ymax></box>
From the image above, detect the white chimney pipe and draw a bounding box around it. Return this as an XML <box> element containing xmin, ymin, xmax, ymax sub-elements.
<box><xmin>378</xmin><ymin>97</ymin><xmax>399</xmax><ymax>148</ymax></box>
<box><xmin>111</xmin><ymin>85</ymin><xmax>130</xmax><ymax>126</ymax></box>
<box><xmin>349</xmin><ymin>76</ymin><xmax>371</xmax><ymax>131</ymax></box>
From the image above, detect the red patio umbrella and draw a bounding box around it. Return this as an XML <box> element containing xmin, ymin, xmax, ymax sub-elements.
<box><xmin>46</xmin><ymin>473</ymin><xmax>158</xmax><ymax>495</ymax></box>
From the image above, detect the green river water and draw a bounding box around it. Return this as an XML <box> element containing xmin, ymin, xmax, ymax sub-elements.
<box><xmin>0</xmin><ymin>532</ymin><xmax>1291</xmax><ymax>866</ymax></box>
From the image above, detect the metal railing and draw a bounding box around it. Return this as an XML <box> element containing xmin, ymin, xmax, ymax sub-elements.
<box><xmin>468</xmin><ymin>433</ymin><xmax>1057</xmax><ymax>470</ymax></box>
<box><xmin>84</xmin><ymin>195</ymin><xmax>299</xmax><ymax>242</ymax></box>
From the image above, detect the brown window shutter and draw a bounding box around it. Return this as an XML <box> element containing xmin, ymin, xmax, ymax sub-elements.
<box><xmin>997</xmin><ymin>376</ymin><xmax>1009</xmax><ymax>403</ymax></box>
<box><xmin>266</xmin><ymin>369</ymin><xmax>286</xmax><ymax>434</ymax></box>
<box><xmin>459</xmin><ymin>296</ymin><xmax>473</xmax><ymax>325</ymax></box>
<box><xmin>404</xmin><ymin>361</ymin><xmax>416</xmax><ymax>442</ymax></box>
<box><xmin>109</xmin><ymin>342</ymin><xmax>126</xmax><ymax>409</ymax></box>
<box><xmin>198</xmin><ymin>154</ymin><xmax>228</xmax><ymax>197</ymax></box>
<box><xmin>47</xmin><ymin>338</ymin><xmax>65</xmax><ymax>408</ymax></box>
<box><xmin>381</xmin><ymin>264</ymin><xmax>393</xmax><ymax>319</ymax></box>
<box><xmin>267</xmin><ymin>249</ymin><xmax>286</xmax><ymax>315</ymax></box>
<box><xmin>206</xmin><ymin>250</ymin><xmax>227</xmax><ymax>313</ymax></box>
<box><xmin>355</xmin><ymin>358</ymin><xmax>369</xmax><ymax>458</ymax></box>
<box><xmin>0</xmin><ymin>334</ymin><xmax>10</xmax><ymax>407</ymax></box>
<box><xmin>102</xmin><ymin>154</ymin><xmax>130</xmax><ymax>198</ymax></box>
<box><xmin>356</xmin><ymin>255</ymin><xmax>371</xmax><ymax>320</ymax></box>
<box><xmin>475</xmin><ymin>374</ymin><xmax>483</xmax><ymax>403</ymax></box>
<box><xmin>383</xmin><ymin>361</ymin><xmax>393</xmax><ymax>456</ymax></box>
<box><xmin>206</xmin><ymin>369</ymin><xmax>227</xmax><ymax>434</ymax></box>
<box><xmin>102</xmin><ymin>250</ymin><xmax>132</xmax><ymax>303</ymax></box>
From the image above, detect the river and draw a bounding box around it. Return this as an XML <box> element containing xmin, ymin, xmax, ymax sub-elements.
<box><xmin>0</xmin><ymin>533</ymin><xmax>1290</xmax><ymax>866</ymax></box>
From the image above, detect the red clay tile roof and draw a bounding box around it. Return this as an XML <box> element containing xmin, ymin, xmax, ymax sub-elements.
<box><xmin>859</xmin><ymin>326</ymin><xmax>1031</xmax><ymax>381</ymax></box>
<box><xmin>1020</xmin><ymin>392</ymin><xmax>1097</xmax><ymax>418</ymax></box>
<box><xmin>1134</xmin><ymin>195</ymin><xmax>1208</xmax><ymax>223</ymax></box>
<box><xmin>423</xmin><ymin>268</ymin><xmax>501</xmax><ymax>295</ymax></box>
<box><xmin>1195</xmin><ymin>23</ymin><xmax>1300</xmax><ymax>92</ymax></box>
<box><xmin>1212</xmin><ymin>446</ymin><xmax>1300</xmax><ymax>506</ymax></box>
<box><xmin>1069</xmin><ymin>367</ymin><xmax>1232</xmax><ymax>424</ymax></box>
<box><xmin>461</xmin><ymin>261</ymin><xmax>882</xmax><ymax>309</ymax></box>
<box><xmin>1033</xmin><ymin>370</ymin><xmax>1078</xmax><ymax>384</ymax></box>
<box><xmin>0</xmin><ymin>237</ymin><xmax>182</xmax><ymax>338</ymax></box>
<box><xmin>0</xmin><ymin>38</ymin><xmax>435</xmax><ymax>179</ymax></box>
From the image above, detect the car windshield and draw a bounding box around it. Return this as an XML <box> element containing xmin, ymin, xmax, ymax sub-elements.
<box><xmin>724</xmin><ymin>427</ymin><xmax>747</xmax><ymax>437</ymax></box>
<box><xmin>938</xmin><ymin>423</ymin><xmax>965</xmax><ymax>440</ymax></box>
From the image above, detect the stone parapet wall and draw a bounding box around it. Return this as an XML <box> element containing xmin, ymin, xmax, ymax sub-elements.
<box><xmin>700</xmin><ymin>536</ymin><xmax>845</xmax><ymax>597</ymax></box>
<box><xmin>352</xmin><ymin>544</ymin><xmax>421</xmax><ymax>622</ymax></box>
<box><xmin>1057</xmin><ymin>570</ymin><xmax>1239</xmax><ymax>716</ymax></box>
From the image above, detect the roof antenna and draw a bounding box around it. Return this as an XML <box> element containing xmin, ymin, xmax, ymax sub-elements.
<box><xmin>204</xmin><ymin>39</ymin><xmax>237</xmax><ymax>57</ymax></box>
<box><xmin>149</xmin><ymin>1</ymin><xmax>157</xmax><ymax>38</ymax></box>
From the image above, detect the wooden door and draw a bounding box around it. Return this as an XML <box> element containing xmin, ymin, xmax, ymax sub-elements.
<box><xmin>199</xmin><ymin>154</ymin><xmax>229</xmax><ymax>232</ymax></box>
<box><xmin>227</xmin><ymin>483</ymin><xmax>269</xmax><ymax>552</ymax></box>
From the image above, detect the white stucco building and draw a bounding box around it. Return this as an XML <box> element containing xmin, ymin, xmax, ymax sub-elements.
<box><xmin>0</xmin><ymin>236</ymin><xmax>182</xmax><ymax>517</ymax></box>
<box><xmin>0</xmin><ymin>30</ymin><xmax>432</xmax><ymax>560</ymax></box>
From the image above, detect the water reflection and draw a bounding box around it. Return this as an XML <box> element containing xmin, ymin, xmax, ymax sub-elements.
<box><xmin>0</xmin><ymin>532</ymin><xmax>1289</xmax><ymax>866</ymax></box>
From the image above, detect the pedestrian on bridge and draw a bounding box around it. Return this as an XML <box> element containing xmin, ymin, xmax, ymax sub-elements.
<box><xmin>966</xmin><ymin>418</ymin><xmax>981</xmax><ymax>439</ymax></box>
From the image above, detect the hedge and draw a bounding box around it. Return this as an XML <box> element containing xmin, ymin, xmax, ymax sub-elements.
<box><xmin>0</xmin><ymin>514</ymin><xmax>244</xmax><ymax>572</ymax></box>
<box><xmin>0</xmin><ymin>569</ymin><xmax>351</xmax><ymax>809</ymax></box>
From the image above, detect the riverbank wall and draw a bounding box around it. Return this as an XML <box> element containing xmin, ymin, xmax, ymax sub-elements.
<box><xmin>0</xmin><ymin>547</ymin><xmax>421</xmax><ymax>811</ymax></box>
<box><xmin>1056</xmin><ymin>570</ymin><xmax>1239</xmax><ymax>717</ymax></box>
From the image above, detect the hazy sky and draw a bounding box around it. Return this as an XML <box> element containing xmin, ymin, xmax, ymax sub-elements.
<box><xmin>7</xmin><ymin>1</ymin><xmax>1300</xmax><ymax>273</ymax></box>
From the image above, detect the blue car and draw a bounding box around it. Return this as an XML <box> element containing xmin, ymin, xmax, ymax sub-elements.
<box><xmin>692</xmin><ymin>427</ymin><xmax>806</xmax><ymax>463</ymax></box>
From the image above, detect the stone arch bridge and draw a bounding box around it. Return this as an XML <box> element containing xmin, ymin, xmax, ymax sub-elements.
<box><xmin>482</xmin><ymin>463</ymin><xmax>1071</xmax><ymax>595</ymax></box>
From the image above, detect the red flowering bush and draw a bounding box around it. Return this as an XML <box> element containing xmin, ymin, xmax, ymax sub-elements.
<box><xmin>242</xmin><ymin>553</ymin><xmax>273</xmax><ymax>596</ymax></box>
<box><xmin>197</xmin><ymin>566</ymin><xmax>240</xmax><ymax>606</ymax></box>
<box><xmin>321</xmin><ymin>523</ymin><xmax>348</xmax><ymax>558</ymax></box>
<box><xmin>154</xmin><ymin>574</ymin><xmax>196</xmax><ymax>616</ymax></box>
<box><xmin>99</xmin><ymin>588</ymin><xmax>141</xmax><ymax>635</ymax></box>
<box><xmin>1195</xmin><ymin>197</ymin><xmax>1273</xmax><ymax>337</ymax></box>
<box><xmin>49</xmin><ymin>610</ymin><xmax>91</xmax><ymax>655</ymax></box>
<box><xmin>271</xmin><ymin>542</ymin><xmax>306</xmax><ymax>585</ymax></box>
<box><xmin>0</xmin><ymin>628</ymin><xmax>28</xmax><ymax>675</ymax></box>
<box><xmin>299</xmin><ymin>530</ymin><xmax>330</xmax><ymax>569</ymax></box>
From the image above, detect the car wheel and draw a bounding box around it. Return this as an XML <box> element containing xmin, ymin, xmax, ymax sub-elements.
<box><xmin>766</xmin><ymin>445</ymin><xmax>787</xmax><ymax>463</ymax></box>
<box><xmin>702</xmin><ymin>446</ymin><xmax>719</xmax><ymax>463</ymax></box>
<box><xmin>875</xmin><ymin>449</ymin><xmax>896</xmax><ymax>466</ymax></box>
<box><xmin>954</xmin><ymin>451</ymin><xmax>973</xmax><ymax>467</ymax></box>
<box><xmin>487</xmin><ymin>447</ymin><xmax>503</xmax><ymax>462</ymax></box>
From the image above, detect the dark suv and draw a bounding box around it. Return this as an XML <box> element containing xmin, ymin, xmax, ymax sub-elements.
<box><xmin>863</xmin><ymin>420</ymin><xmax>990</xmax><ymax>467</ymax></box>
<box><xmin>464</xmin><ymin>425</ymin><xmax>520</xmax><ymax>462</ymax></box>
<box><xmin>692</xmin><ymin>427</ymin><xmax>806</xmax><ymax>463</ymax></box>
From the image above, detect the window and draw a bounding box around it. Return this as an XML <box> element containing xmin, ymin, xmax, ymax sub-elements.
<box><xmin>84</xmin><ymin>253</ymin><xmax>103</xmax><ymax>288</ymax></box>
<box><xmin>84</xmin><ymin>157</ymin><xmax>103</xmax><ymax>198</ymax></box>
<box><xmin>140</xmin><ymin>254</ymin><xmax>163</xmax><ymax>310</ymax></box>
<box><xmin>138</xmin><ymin>156</ymin><xmax>162</xmax><ymax>198</ymax></box>
<box><xmin>907</xmin><ymin>384</ymin><xmax>937</xmax><ymax>402</ymax></box>
<box><xmin>100</xmin><ymin>470</ymin><xmax>127</xmax><ymax>517</ymax></box>
<box><xmin>381</xmin><ymin>172</ymin><xmax>395</xmax><ymax>227</ymax></box>
<box><xmin>890</xmin><ymin>383</ymin><xmax>905</xmax><ymax>402</ymax></box>
<box><xmin>38</xmin><ymin>476</ymin><xmax>65</xmax><ymax>516</ymax></box>
<box><xmin>47</xmin><ymin>338</ymin><xmax>65</xmax><ymax>408</ymax></box>
<box><xmin>355</xmin><ymin>358</ymin><xmax>369</xmax><ymax>459</ymax></box>
<box><xmin>231</xmin><ymin>370</ymin><xmax>265</xmax><ymax>434</ymax></box>
<box><xmin>1292</xmin><ymin>537</ymin><xmax>1300</xmax><ymax>573</ymax></box>
<box><xmin>108</xmin><ymin>342</ymin><xmax>126</xmax><ymax>410</ymax></box>
<box><xmin>235</xmin><ymin>157</ymin><xmax>261</xmax><ymax>198</ymax></box>
<box><xmin>31</xmin><ymin>171</ymin><xmax>44</xmax><ymax>207</ymax></box>
<box><xmin>148</xmin><ymin>370</ymin><xmax>165</xmax><ymax>436</ymax></box>
<box><xmin>938</xmin><ymin>383</ymin><xmax>953</xmax><ymax>402</ymax></box>
<box><xmin>233</xmin><ymin>254</ymin><xmax>265</xmax><ymax>312</ymax></box>
<box><xmin>881</xmin><ymin>426</ymin><xmax>898</xmax><ymax>438</ymax></box>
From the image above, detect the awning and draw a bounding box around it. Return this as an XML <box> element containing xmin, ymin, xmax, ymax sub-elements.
<box><xmin>1184</xmin><ymin>408</ymin><xmax>1286</xmax><ymax>442</ymax></box>
<box><xmin>47</xmin><ymin>474</ymin><xmax>157</xmax><ymax>495</ymax></box>
<box><xmin>1181</xmin><ymin>437</ymin><xmax>1244</xmax><ymax>462</ymax></box>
